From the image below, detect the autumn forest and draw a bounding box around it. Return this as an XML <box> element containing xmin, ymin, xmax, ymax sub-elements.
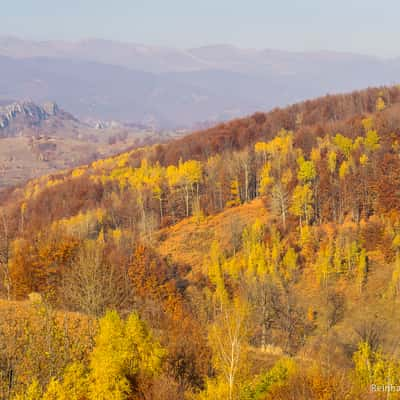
<box><xmin>2</xmin><ymin>86</ymin><xmax>400</xmax><ymax>399</ymax></box>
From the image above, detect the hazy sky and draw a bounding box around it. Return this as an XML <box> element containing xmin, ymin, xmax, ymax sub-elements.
<box><xmin>1</xmin><ymin>0</ymin><xmax>398</xmax><ymax>57</ymax></box>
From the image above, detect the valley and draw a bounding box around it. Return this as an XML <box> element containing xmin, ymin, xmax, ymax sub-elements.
<box><xmin>0</xmin><ymin>100</ymin><xmax>182</xmax><ymax>189</ymax></box>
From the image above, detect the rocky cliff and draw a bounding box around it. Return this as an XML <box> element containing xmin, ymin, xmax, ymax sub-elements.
<box><xmin>0</xmin><ymin>101</ymin><xmax>73</xmax><ymax>137</ymax></box>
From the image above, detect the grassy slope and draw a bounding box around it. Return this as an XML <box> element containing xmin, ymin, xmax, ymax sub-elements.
<box><xmin>155</xmin><ymin>199</ymin><xmax>268</xmax><ymax>272</ymax></box>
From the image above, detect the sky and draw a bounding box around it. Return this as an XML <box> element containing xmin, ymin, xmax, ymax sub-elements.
<box><xmin>1</xmin><ymin>0</ymin><xmax>398</xmax><ymax>57</ymax></box>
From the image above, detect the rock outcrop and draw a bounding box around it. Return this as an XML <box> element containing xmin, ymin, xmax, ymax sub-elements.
<box><xmin>0</xmin><ymin>101</ymin><xmax>70</xmax><ymax>137</ymax></box>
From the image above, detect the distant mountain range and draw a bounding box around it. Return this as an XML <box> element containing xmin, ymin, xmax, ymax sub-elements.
<box><xmin>0</xmin><ymin>36</ymin><xmax>399</xmax><ymax>128</ymax></box>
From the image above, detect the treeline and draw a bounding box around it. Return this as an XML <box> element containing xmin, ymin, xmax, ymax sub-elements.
<box><xmin>152</xmin><ymin>85</ymin><xmax>400</xmax><ymax>164</ymax></box>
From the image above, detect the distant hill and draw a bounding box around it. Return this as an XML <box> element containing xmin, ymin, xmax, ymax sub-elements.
<box><xmin>0</xmin><ymin>37</ymin><xmax>399</xmax><ymax>128</ymax></box>
<box><xmin>0</xmin><ymin>100</ymin><xmax>180</xmax><ymax>189</ymax></box>
<box><xmin>0</xmin><ymin>100</ymin><xmax>77</xmax><ymax>137</ymax></box>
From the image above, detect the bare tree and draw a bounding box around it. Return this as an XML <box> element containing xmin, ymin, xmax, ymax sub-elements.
<box><xmin>61</xmin><ymin>240</ymin><xmax>130</xmax><ymax>317</ymax></box>
<box><xmin>0</xmin><ymin>210</ymin><xmax>11</xmax><ymax>300</ymax></box>
<box><xmin>354</xmin><ymin>318</ymin><xmax>385</xmax><ymax>353</ymax></box>
<box><xmin>209</xmin><ymin>299</ymin><xmax>250</xmax><ymax>400</ymax></box>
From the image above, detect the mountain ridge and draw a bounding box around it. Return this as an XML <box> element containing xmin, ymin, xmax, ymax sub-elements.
<box><xmin>0</xmin><ymin>100</ymin><xmax>76</xmax><ymax>136</ymax></box>
<box><xmin>0</xmin><ymin>37</ymin><xmax>399</xmax><ymax>128</ymax></box>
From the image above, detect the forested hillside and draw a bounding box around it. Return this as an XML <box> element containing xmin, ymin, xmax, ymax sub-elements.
<box><xmin>1</xmin><ymin>86</ymin><xmax>400</xmax><ymax>399</ymax></box>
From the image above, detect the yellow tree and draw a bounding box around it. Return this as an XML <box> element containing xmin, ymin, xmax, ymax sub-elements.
<box><xmin>297</xmin><ymin>155</ymin><xmax>316</xmax><ymax>183</ymax></box>
<box><xmin>207</xmin><ymin>241</ymin><xmax>229</xmax><ymax>311</ymax></box>
<box><xmin>13</xmin><ymin>379</ymin><xmax>42</xmax><ymax>400</ymax></box>
<box><xmin>89</xmin><ymin>310</ymin><xmax>164</xmax><ymax>400</ymax></box>
<box><xmin>130</xmin><ymin>159</ymin><xmax>154</xmax><ymax>235</ymax></box>
<box><xmin>241</xmin><ymin>222</ymin><xmax>297</xmax><ymax>352</ymax></box>
<box><xmin>226</xmin><ymin>179</ymin><xmax>241</xmax><ymax>208</ymax></box>
<box><xmin>167</xmin><ymin>159</ymin><xmax>202</xmax><ymax>217</ymax></box>
<box><xmin>255</xmin><ymin>129</ymin><xmax>294</xmax><ymax>229</ymax></box>
<box><xmin>0</xmin><ymin>209</ymin><xmax>11</xmax><ymax>300</ymax></box>
<box><xmin>149</xmin><ymin>162</ymin><xmax>165</xmax><ymax>220</ymax></box>
<box><xmin>240</xmin><ymin>220</ymin><xmax>271</xmax><ymax>351</ymax></box>
<box><xmin>282</xmin><ymin>246</ymin><xmax>298</xmax><ymax>283</ymax></box>
<box><xmin>314</xmin><ymin>240</ymin><xmax>334</xmax><ymax>289</ymax></box>
<box><xmin>356</xmin><ymin>249</ymin><xmax>368</xmax><ymax>294</ymax></box>
<box><xmin>333</xmin><ymin>134</ymin><xmax>354</xmax><ymax>159</ymax></box>
<box><xmin>388</xmin><ymin>235</ymin><xmax>400</xmax><ymax>298</ymax></box>
<box><xmin>328</xmin><ymin>150</ymin><xmax>337</xmax><ymax>175</ymax></box>
<box><xmin>297</xmin><ymin>154</ymin><xmax>318</xmax><ymax>222</ymax></box>
<box><xmin>254</xmin><ymin>141</ymin><xmax>269</xmax><ymax>165</ymax></box>
<box><xmin>326</xmin><ymin>149</ymin><xmax>341</xmax><ymax>221</ymax></box>
<box><xmin>180</xmin><ymin>159</ymin><xmax>203</xmax><ymax>215</ymax></box>
<box><xmin>258</xmin><ymin>162</ymin><xmax>273</xmax><ymax>196</ymax></box>
<box><xmin>43</xmin><ymin>363</ymin><xmax>88</xmax><ymax>400</ymax></box>
<box><xmin>290</xmin><ymin>184</ymin><xmax>314</xmax><ymax>227</ymax></box>
<box><xmin>364</xmin><ymin>130</ymin><xmax>381</xmax><ymax>153</ymax></box>
<box><xmin>208</xmin><ymin>298</ymin><xmax>250</xmax><ymax>400</ymax></box>
<box><xmin>242</xmin><ymin>219</ymin><xmax>266</xmax><ymax>279</ymax></box>
<box><xmin>376</xmin><ymin>96</ymin><xmax>386</xmax><ymax>112</ymax></box>
<box><xmin>353</xmin><ymin>342</ymin><xmax>399</xmax><ymax>390</ymax></box>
